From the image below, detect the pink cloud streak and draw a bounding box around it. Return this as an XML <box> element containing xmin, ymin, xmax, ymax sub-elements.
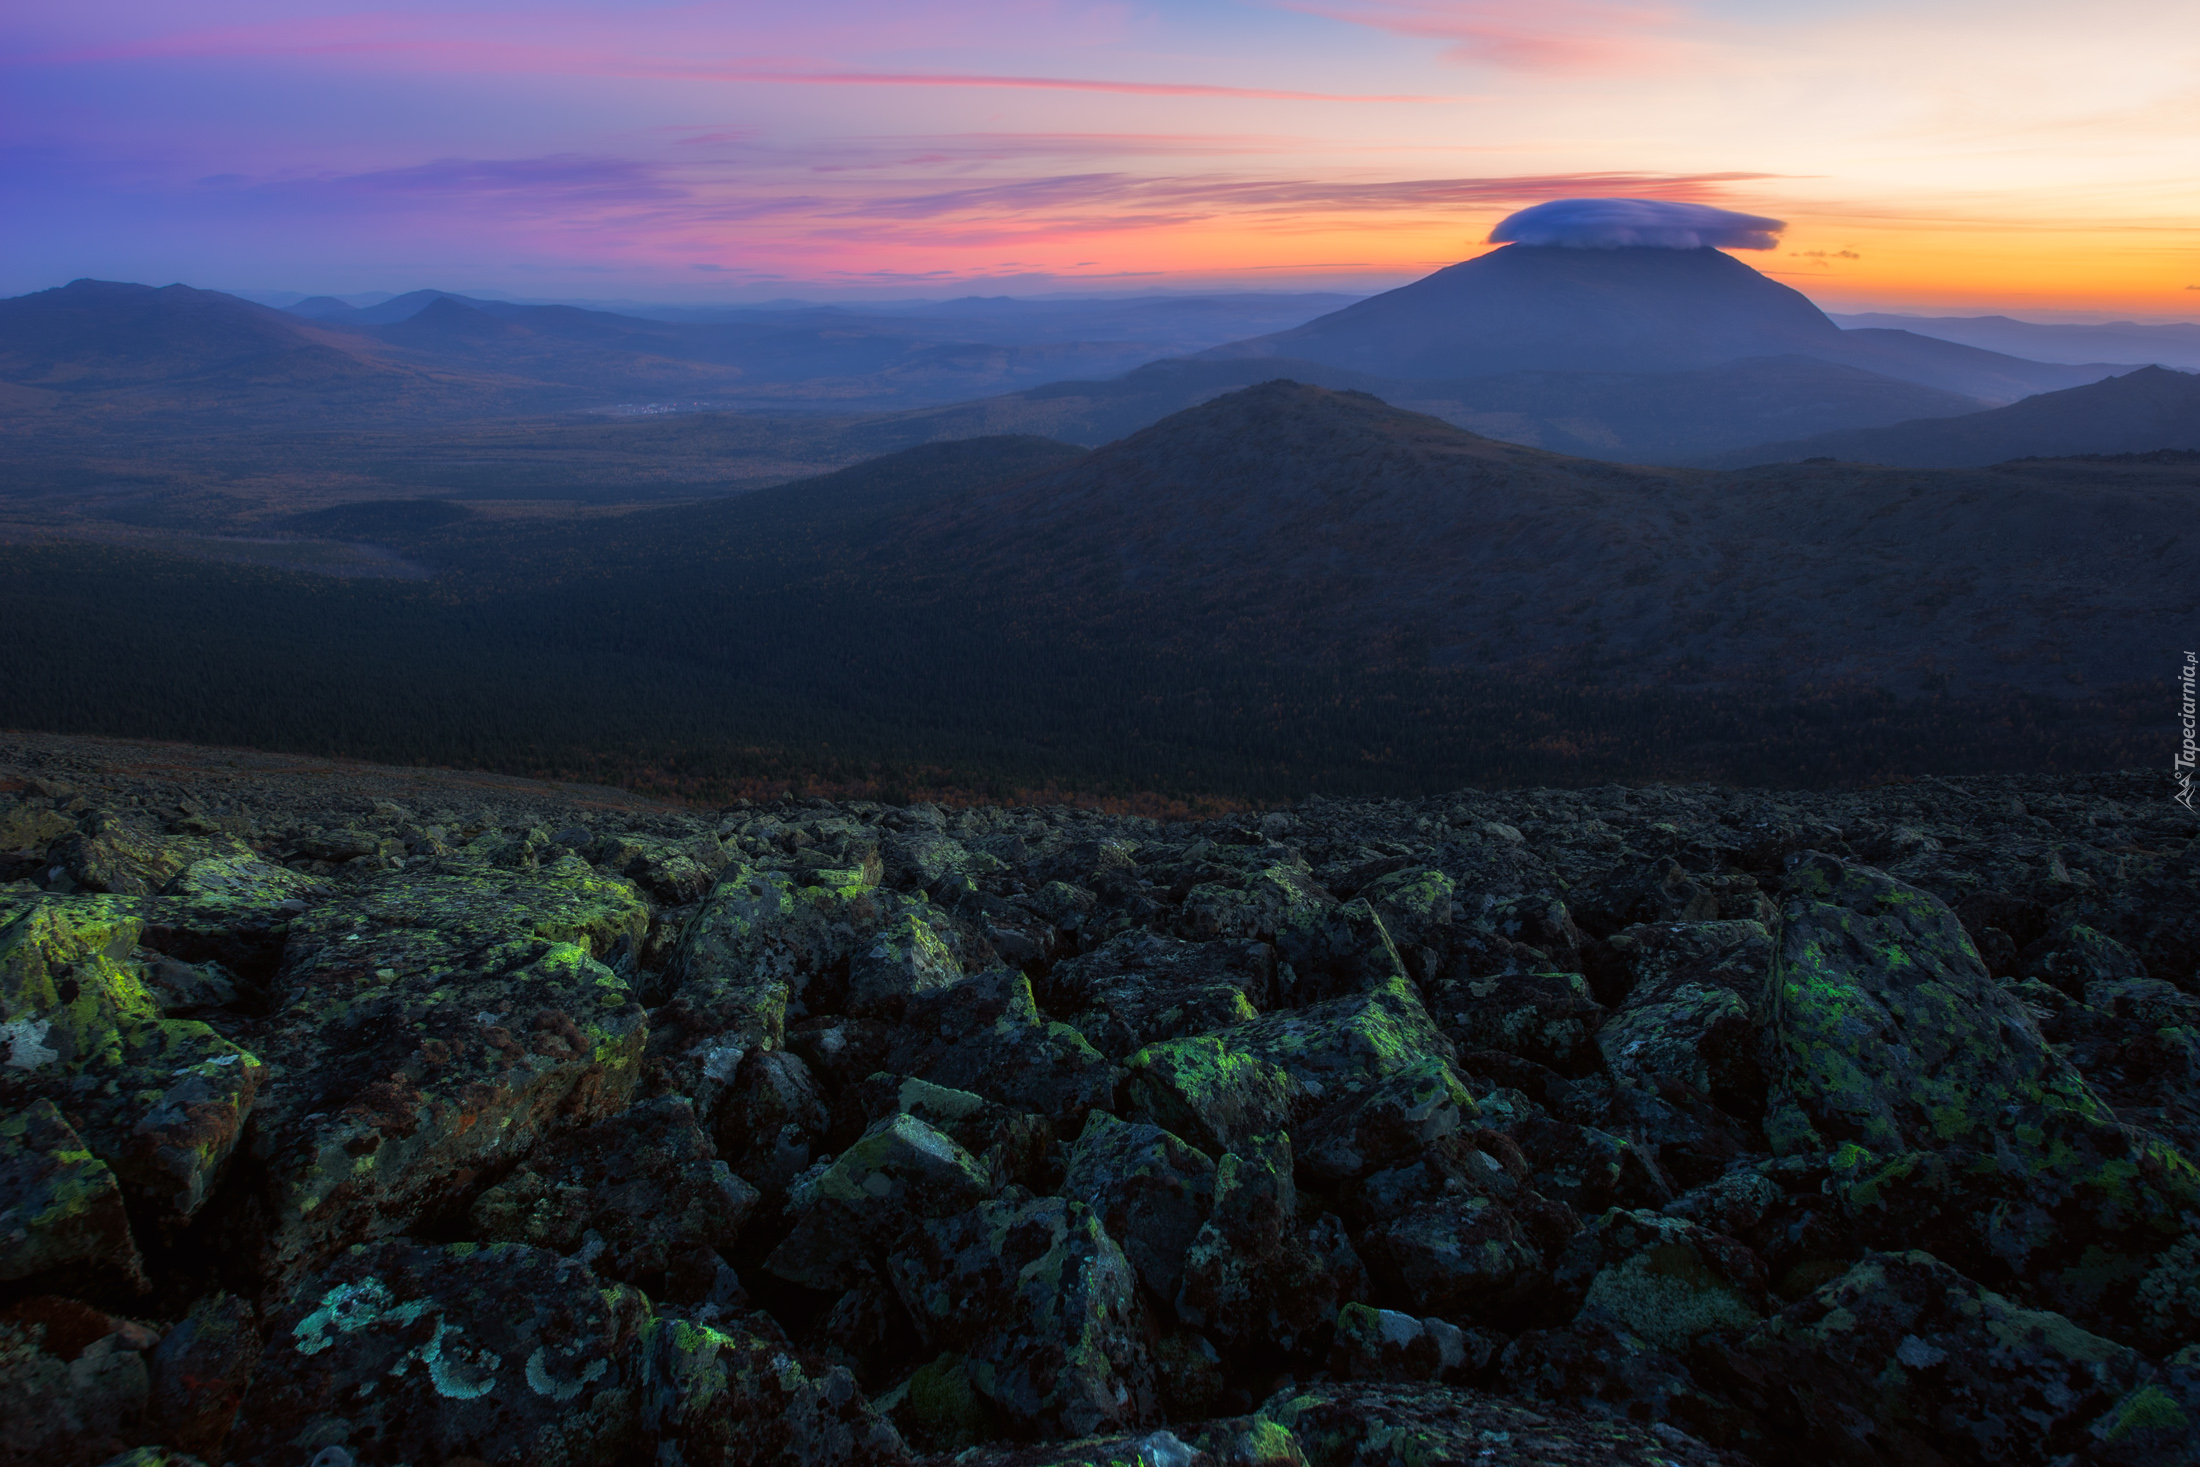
<box><xmin>35</xmin><ymin>22</ymin><xmax>1457</xmax><ymax>102</ymax></box>
<box><xmin>1278</xmin><ymin>0</ymin><xmax>1696</xmax><ymax>74</ymax></box>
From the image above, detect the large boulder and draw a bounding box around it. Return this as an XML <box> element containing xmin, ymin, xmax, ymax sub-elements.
<box><xmin>835</xmin><ymin>1073</ymin><xmax>1056</xmax><ymax>1193</ymax></box>
<box><xmin>1294</xmin><ymin>1056</ymin><xmax>1477</xmax><ymax>1184</ymax></box>
<box><xmin>1764</xmin><ymin>854</ymin><xmax>2199</xmax><ymax>1325</ymax></box>
<box><xmin>653</xmin><ymin>861</ymin><xmax>845</xmax><ymax>1115</ymax></box>
<box><xmin>1426</xmin><ymin>967</ymin><xmax>1605</xmax><ymax>1075</ymax></box>
<box><xmin>883</xmin><ymin>969</ymin><xmax>1115</xmax><ymax>1127</ymax></box>
<box><xmin>1225</xmin><ymin>974</ymin><xmax>1456</xmax><ymax>1117</ymax></box>
<box><xmin>846</xmin><ymin>898</ymin><xmax>966</xmax><ymax>1020</ymax></box>
<box><xmin>1721</xmin><ymin>1250</ymin><xmax>2194</xmax><ymax>1466</ymax></box>
<box><xmin>138</xmin><ymin>849</ymin><xmax>321</xmax><ymax>986</ymax></box>
<box><xmin>1038</xmin><ymin>931</ymin><xmax>1268</xmax><ymax>1060</ymax></box>
<box><xmin>238</xmin><ymin>857</ymin><xmax>649</xmax><ymax>1291</ymax></box>
<box><xmin>0</xmin><ymin>1097</ymin><xmax>146</xmax><ymax>1296</ymax></box>
<box><xmin>1595</xmin><ymin>920</ymin><xmax>1771</xmax><ymax>1105</ymax></box>
<box><xmin>716</xmin><ymin>1047</ymin><xmax>834</xmax><ymax>1201</ymax></box>
<box><xmin>1549</xmin><ymin>1208</ymin><xmax>1768</xmax><ymax>1352</ymax></box>
<box><xmin>0</xmin><ymin>897</ymin><xmax>260</xmax><ymax>1230</ymax></box>
<box><xmin>1254</xmin><ymin>1379</ymin><xmax>1728</xmax><ymax>1467</ymax></box>
<box><xmin>887</xmin><ymin>1195</ymin><xmax>1159</xmax><ymax>1438</ymax></box>
<box><xmin>1327</xmin><ymin>1301</ymin><xmax>1490</xmax><ymax>1386</ymax></box>
<box><xmin>0</xmin><ymin>1300</ymin><xmax>158</xmax><ymax>1467</ymax></box>
<box><xmin>1122</xmin><ymin>1036</ymin><xmax>1296</xmax><ymax>1159</ymax></box>
<box><xmin>638</xmin><ymin>1316</ymin><xmax>910</xmax><ymax>1467</ymax></box>
<box><xmin>1272</xmin><ymin>899</ymin><xmax>1411</xmax><ymax>1007</ymax></box>
<box><xmin>1179</xmin><ymin>1133</ymin><xmax>1370</xmax><ymax>1361</ymax></box>
<box><xmin>469</xmin><ymin>1096</ymin><xmax>758</xmax><ymax>1302</ymax></box>
<box><xmin>230</xmin><ymin>1240</ymin><xmax>651</xmax><ymax>1467</ymax></box>
<box><xmin>146</xmin><ymin>1292</ymin><xmax>260</xmax><ymax>1461</ymax></box>
<box><xmin>767</xmin><ymin>1113</ymin><xmax>998</xmax><ymax>1291</ymax></box>
<box><xmin>1060</xmin><ymin>1110</ymin><xmax>1217</xmax><ymax>1303</ymax></box>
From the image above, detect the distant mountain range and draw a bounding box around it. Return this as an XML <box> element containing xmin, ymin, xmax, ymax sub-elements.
<box><xmin>1702</xmin><ymin>365</ymin><xmax>2200</xmax><ymax>467</ymax></box>
<box><xmin>2</xmin><ymin>258</ymin><xmax>2186</xmax><ymax>474</ymax></box>
<box><xmin>1830</xmin><ymin>313</ymin><xmax>2200</xmax><ymax>371</ymax></box>
<box><xmin>0</xmin><ymin>279</ymin><xmax>1363</xmax><ymax>426</ymax></box>
<box><xmin>1197</xmin><ymin>244</ymin><xmax>2131</xmax><ymax>403</ymax></box>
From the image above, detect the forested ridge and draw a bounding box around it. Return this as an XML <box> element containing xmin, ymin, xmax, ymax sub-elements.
<box><xmin>0</xmin><ymin>426</ymin><xmax>2157</xmax><ymax>805</ymax></box>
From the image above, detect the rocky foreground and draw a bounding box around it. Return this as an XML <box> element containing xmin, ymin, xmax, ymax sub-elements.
<box><xmin>3</xmin><ymin>733</ymin><xmax>2199</xmax><ymax>1467</ymax></box>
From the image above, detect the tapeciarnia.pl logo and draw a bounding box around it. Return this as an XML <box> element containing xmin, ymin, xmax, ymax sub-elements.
<box><xmin>2179</xmin><ymin>650</ymin><xmax>2197</xmax><ymax>812</ymax></box>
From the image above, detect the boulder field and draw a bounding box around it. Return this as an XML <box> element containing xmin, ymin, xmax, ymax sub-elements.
<box><xmin>2</xmin><ymin>741</ymin><xmax>2198</xmax><ymax>1466</ymax></box>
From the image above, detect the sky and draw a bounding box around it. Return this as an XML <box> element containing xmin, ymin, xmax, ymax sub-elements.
<box><xmin>5</xmin><ymin>1</ymin><xmax>2199</xmax><ymax>314</ymax></box>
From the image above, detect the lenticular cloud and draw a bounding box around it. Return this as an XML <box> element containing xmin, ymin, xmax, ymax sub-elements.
<box><xmin>1489</xmin><ymin>198</ymin><xmax>1786</xmax><ymax>250</ymax></box>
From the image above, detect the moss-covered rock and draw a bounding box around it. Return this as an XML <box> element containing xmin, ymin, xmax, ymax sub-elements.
<box><xmin>1353</xmin><ymin>867</ymin><xmax>1456</xmax><ymax>978</ymax></box>
<box><xmin>594</xmin><ymin>832</ymin><xmax>729</xmax><ymax>906</ymax></box>
<box><xmin>638</xmin><ymin>1314</ymin><xmax>910</xmax><ymax>1467</ymax></box>
<box><xmin>1226</xmin><ymin>973</ymin><xmax>1456</xmax><ymax>1116</ymax></box>
<box><xmin>1327</xmin><ymin>1301</ymin><xmax>1491</xmax><ymax>1385</ymax></box>
<box><xmin>1352</xmin><ymin>1180</ymin><xmax>1547</xmax><ymax>1329</ymax></box>
<box><xmin>768</xmin><ymin>1113</ymin><xmax>998</xmax><ymax>1292</ymax></box>
<box><xmin>49</xmin><ymin>813</ymin><xmax>198</xmax><ymax>897</ymax></box>
<box><xmin>1254</xmin><ymin>1379</ymin><xmax>1728</xmax><ymax>1466</ymax></box>
<box><xmin>1426</xmin><ymin>967</ymin><xmax>1604</xmax><ymax>1076</ymax></box>
<box><xmin>1123</xmin><ymin>1036</ymin><xmax>1295</xmax><ymax>1160</ymax></box>
<box><xmin>0</xmin><ymin>1097</ymin><xmax>145</xmax><ymax>1295</ymax></box>
<box><xmin>1274</xmin><ymin>899</ymin><xmax>1410</xmax><ymax>1008</ymax></box>
<box><xmin>888</xmin><ymin>1194</ymin><xmax>1158</xmax><ymax>1438</ymax></box>
<box><xmin>1040</xmin><ymin>931</ymin><xmax>1268</xmax><ymax>1061</ymax></box>
<box><xmin>239</xmin><ymin>1240</ymin><xmax>651</xmax><ymax>1467</ymax></box>
<box><xmin>1500</xmin><ymin>1309</ymin><xmax>1736</xmax><ymax>1445</ymax></box>
<box><xmin>1550</xmin><ymin>1208</ymin><xmax>1767</xmax><ymax>1352</ymax></box>
<box><xmin>837</xmin><ymin>1072</ymin><xmax>1057</xmax><ymax>1193</ymax></box>
<box><xmin>1</xmin><ymin>898</ymin><xmax>261</xmax><ymax>1228</ymax></box>
<box><xmin>1766</xmin><ymin>854</ymin><xmax>2200</xmax><ymax>1325</ymax></box>
<box><xmin>232</xmin><ymin>1240</ymin><xmax>651</xmax><ymax>1466</ymax></box>
<box><xmin>1596</xmin><ymin>920</ymin><xmax>1771</xmax><ymax>1101</ymax></box>
<box><xmin>1294</xmin><ymin>1056</ymin><xmax>1477</xmax><ymax>1184</ymax></box>
<box><xmin>138</xmin><ymin>850</ymin><xmax>320</xmax><ymax>982</ymax></box>
<box><xmin>1179</xmin><ymin>1133</ymin><xmax>1369</xmax><ymax>1362</ymax></box>
<box><xmin>847</xmin><ymin>897</ymin><xmax>965</xmax><ymax>1019</ymax></box>
<box><xmin>718</xmin><ymin>1046</ymin><xmax>835</xmax><ymax>1203</ymax></box>
<box><xmin>1721</xmin><ymin>1249</ymin><xmax>2184</xmax><ymax>1467</ymax></box>
<box><xmin>0</xmin><ymin>798</ymin><xmax>75</xmax><ymax>856</ymax></box>
<box><xmin>2039</xmin><ymin>977</ymin><xmax>2200</xmax><ymax>1165</ymax></box>
<box><xmin>884</xmin><ymin>969</ymin><xmax>1115</xmax><ymax>1126</ymax></box>
<box><xmin>469</xmin><ymin>1096</ymin><xmax>758</xmax><ymax>1302</ymax></box>
<box><xmin>241</xmin><ymin>859</ymin><xmax>648</xmax><ymax>1290</ymax></box>
<box><xmin>888</xmin><ymin>1350</ymin><xmax>1001</xmax><ymax>1452</ymax></box>
<box><xmin>1061</xmin><ymin>1109</ymin><xmax>1217</xmax><ymax>1303</ymax></box>
<box><xmin>1179</xmin><ymin>856</ymin><xmax>1334</xmax><ymax>945</ymax></box>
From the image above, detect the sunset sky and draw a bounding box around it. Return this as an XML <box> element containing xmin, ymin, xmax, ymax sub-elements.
<box><xmin>6</xmin><ymin>0</ymin><xmax>2198</xmax><ymax>314</ymax></box>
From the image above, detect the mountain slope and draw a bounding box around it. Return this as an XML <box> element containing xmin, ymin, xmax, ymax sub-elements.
<box><xmin>1200</xmin><ymin>244</ymin><xmax>2133</xmax><ymax>403</ymax></box>
<box><xmin>0</xmin><ymin>279</ymin><xmax>535</xmax><ymax>422</ymax></box>
<box><xmin>1832</xmin><ymin>313</ymin><xmax>2200</xmax><ymax>372</ymax></box>
<box><xmin>1205</xmin><ymin>245</ymin><xmax>1842</xmax><ymax>376</ymax></box>
<box><xmin>1703</xmin><ymin>366</ymin><xmax>2200</xmax><ymax>467</ymax></box>
<box><xmin>894</xmin><ymin>381</ymin><xmax>2193</xmax><ymax>695</ymax></box>
<box><xmin>877</xmin><ymin>352</ymin><xmax>1986</xmax><ymax>462</ymax></box>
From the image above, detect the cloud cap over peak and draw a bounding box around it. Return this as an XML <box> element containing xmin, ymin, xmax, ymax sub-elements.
<box><xmin>1489</xmin><ymin>198</ymin><xmax>1785</xmax><ymax>250</ymax></box>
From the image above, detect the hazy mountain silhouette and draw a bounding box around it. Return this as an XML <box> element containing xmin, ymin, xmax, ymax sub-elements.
<box><xmin>1832</xmin><ymin>313</ymin><xmax>2200</xmax><ymax>372</ymax></box>
<box><xmin>1201</xmin><ymin>244</ymin><xmax>2133</xmax><ymax>402</ymax></box>
<box><xmin>0</xmin><ymin>279</ymin><xmax>522</xmax><ymax>422</ymax></box>
<box><xmin>1704</xmin><ymin>366</ymin><xmax>2200</xmax><ymax>467</ymax></box>
<box><xmin>888</xmin><ymin>382</ymin><xmax>2189</xmax><ymax>696</ymax></box>
<box><xmin>878</xmin><ymin>351</ymin><xmax>1987</xmax><ymax>462</ymax></box>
